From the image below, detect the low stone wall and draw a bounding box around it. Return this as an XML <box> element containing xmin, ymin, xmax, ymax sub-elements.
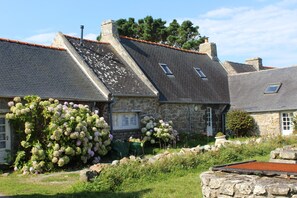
<box><xmin>201</xmin><ymin>171</ymin><xmax>297</xmax><ymax>197</ymax></box>
<box><xmin>270</xmin><ymin>145</ymin><xmax>297</xmax><ymax>164</ymax></box>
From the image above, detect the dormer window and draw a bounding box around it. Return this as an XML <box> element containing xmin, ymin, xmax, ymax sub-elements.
<box><xmin>159</xmin><ymin>63</ymin><xmax>173</xmax><ymax>76</ymax></box>
<box><xmin>264</xmin><ymin>83</ymin><xmax>282</xmax><ymax>94</ymax></box>
<box><xmin>194</xmin><ymin>67</ymin><xmax>207</xmax><ymax>80</ymax></box>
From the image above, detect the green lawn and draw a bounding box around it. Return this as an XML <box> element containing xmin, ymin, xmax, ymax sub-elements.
<box><xmin>0</xmin><ymin>172</ymin><xmax>80</xmax><ymax>197</ymax></box>
<box><xmin>0</xmin><ymin>135</ymin><xmax>294</xmax><ymax>198</ymax></box>
<box><xmin>0</xmin><ymin>154</ymin><xmax>270</xmax><ymax>198</ymax></box>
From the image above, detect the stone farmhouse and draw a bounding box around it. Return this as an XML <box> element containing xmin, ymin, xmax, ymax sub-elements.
<box><xmin>0</xmin><ymin>20</ymin><xmax>296</xmax><ymax>162</ymax></box>
<box><xmin>226</xmin><ymin>59</ymin><xmax>297</xmax><ymax>137</ymax></box>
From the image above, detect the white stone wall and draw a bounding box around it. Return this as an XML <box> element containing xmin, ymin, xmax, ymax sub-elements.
<box><xmin>250</xmin><ymin>112</ymin><xmax>281</xmax><ymax>136</ymax></box>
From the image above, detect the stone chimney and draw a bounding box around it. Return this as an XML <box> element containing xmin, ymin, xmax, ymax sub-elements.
<box><xmin>245</xmin><ymin>57</ymin><xmax>263</xmax><ymax>71</ymax></box>
<box><xmin>100</xmin><ymin>20</ymin><xmax>119</xmax><ymax>42</ymax></box>
<box><xmin>199</xmin><ymin>38</ymin><xmax>218</xmax><ymax>61</ymax></box>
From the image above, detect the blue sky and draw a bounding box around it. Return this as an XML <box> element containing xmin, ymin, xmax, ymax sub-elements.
<box><xmin>1</xmin><ymin>0</ymin><xmax>297</xmax><ymax>67</ymax></box>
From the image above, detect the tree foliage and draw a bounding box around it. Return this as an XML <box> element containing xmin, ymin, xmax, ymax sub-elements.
<box><xmin>226</xmin><ymin>109</ymin><xmax>256</xmax><ymax>137</ymax></box>
<box><xmin>115</xmin><ymin>16</ymin><xmax>206</xmax><ymax>50</ymax></box>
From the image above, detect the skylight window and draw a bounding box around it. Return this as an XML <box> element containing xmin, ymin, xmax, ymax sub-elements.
<box><xmin>194</xmin><ymin>67</ymin><xmax>207</xmax><ymax>80</ymax></box>
<box><xmin>159</xmin><ymin>63</ymin><xmax>173</xmax><ymax>76</ymax></box>
<box><xmin>264</xmin><ymin>83</ymin><xmax>282</xmax><ymax>94</ymax></box>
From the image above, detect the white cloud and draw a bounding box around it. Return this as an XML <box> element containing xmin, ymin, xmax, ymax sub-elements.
<box><xmin>25</xmin><ymin>32</ymin><xmax>56</xmax><ymax>46</ymax></box>
<box><xmin>204</xmin><ymin>7</ymin><xmax>250</xmax><ymax>18</ymax></box>
<box><xmin>24</xmin><ymin>32</ymin><xmax>97</xmax><ymax>46</ymax></box>
<box><xmin>84</xmin><ymin>33</ymin><xmax>98</xmax><ymax>40</ymax></box>
<box><xmin>191</xmin><ymin>1</ymin><xmax>297</xmax><ymax>67</ymax></box>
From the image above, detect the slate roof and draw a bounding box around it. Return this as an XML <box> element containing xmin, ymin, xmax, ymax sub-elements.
<box><xmin>120</xmin><ymin>36</ymin><xmax>230</xmax><ymax>103</ymax></box>
<box><xmin>0</xmin><ymin>38</ymin><xmax>106</xmax><ymax>101</ymax></box>
<box><xmin>229</xmin><ymin>66</ymin><xmax>297</xmax><ymax>112</ymax></box>
<box><xmin>224</xmin><ymin>61</ymin><xmax>257</xmax><ymax>73</ymax></box>
<box><xmin>65</xmin><ymin>35</ymin><xmax>155</xmax><ymax>97</ymax></box>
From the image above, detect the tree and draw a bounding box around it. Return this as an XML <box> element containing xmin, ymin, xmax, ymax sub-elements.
<box><xmin>166</xmin><ymin>19</ymin><xmax>180</xmax><ymax>47</ymax></box>
<box><xmin>117</xmin><ymin>18</ymin><xmax>138</xmax><ymax>38</ymax></box>
<box><xmin>114</xmin><ymin>16</ymin><xmax>206</xmax><ymax>50</ymax></box>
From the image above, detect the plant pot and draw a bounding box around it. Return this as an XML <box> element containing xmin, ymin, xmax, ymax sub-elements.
<box><xmin>129</xmin><ymin>142</ymin><xmax>144</xmax><ymax>156</ymax></box>
<box><xmin>215</xmin><ymin>135</ymin><xmax>226</xmax><ymax>140</ymax></box>
<box><xmin>215</xmin><ymin>135</ymin><xmax>226</xmax><ymax>146</ymax></box>
<box><xmin>112</xmin><ymin>141</ymin><xmax>130</xmax><ymax>158</ymax></box>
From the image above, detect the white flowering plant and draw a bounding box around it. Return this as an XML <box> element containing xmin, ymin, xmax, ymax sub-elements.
<box><xmin>6</xmin><ymin>95</ymin><xmax>112</xmax><ymax>174</ymax></box>
<box><xmin>140</xmin><ymin>116</ymin><xmax>178</xmax><ymax>148</ymax></box>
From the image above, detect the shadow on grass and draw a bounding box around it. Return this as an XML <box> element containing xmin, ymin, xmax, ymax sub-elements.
<box><xmin>5</xmin><ymin>189</ymin><xmax>151</xmax><ymax>198</ymax></box>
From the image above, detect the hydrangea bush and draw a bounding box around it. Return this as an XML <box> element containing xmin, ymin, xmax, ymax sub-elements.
<box><xmin>140</xmin><ymin>116</ymin><xmax>178</xmax><ymax>148</ymax></box>
<box><xmin>6</xmin><ymin>96</ymin><xmax>112</xmax><ymax>174</ymax></box>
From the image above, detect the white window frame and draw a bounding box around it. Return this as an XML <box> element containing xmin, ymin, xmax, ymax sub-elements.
<box><xmin>159</xmin><ymin>63</ymin><xmax>174</xmax><ymax>76</ymax></box>
<box><xmin>281</xmin><ymin>112</ymin><xmax>293</xmax><ymax>136</ymax></box>
<box><xmin>206</xmin><ymin>107</ymin><xmax>213</xmax><ymax>136</ymax></box>
<box><xmin>112</xmin><ymin>112</ymin><xmax>140</xmax><ymax>130</ymax></box>
<box><xmin>194</xmin><ymin>67</ymin><xmax>207</xmax><ymax>80</ymax></box>
<box><xmin>0</xmin><ymin>115</ymin><xmax>11</xmax><ymax>163</ymax></box>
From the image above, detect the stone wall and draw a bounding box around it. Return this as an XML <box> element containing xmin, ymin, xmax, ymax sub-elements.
<box><xmin>111</xmin><ymin>97</ymin><xmax>226</xmax><ymax>139</ymax></box>
<box><xmin>0</xmin><ymin>98</ymin><xmax>10</xmax><ymax>113</ymax></box>
<box><xmin>160</xmin><ymin>103</ymin><xmax>225</xmax><ymax>134</ymax></box>
<box><xmin>112</xmin><ymin>97</ymin><xmax>159</xmax><ymax>116</ymax></box>
<box><xmin>111</xmin><ymin>96</ymin><xmax>159</xmax><ymax>139</ymax></box>
<box><xmin>201</xmin><ymin>171</ymin><xmax>297</xmax><ymax>197</ymax></box>
<box><xmin>250</xmin><ymin>112</ymin><xmax>281</xmax><ymax>136</ymax></box>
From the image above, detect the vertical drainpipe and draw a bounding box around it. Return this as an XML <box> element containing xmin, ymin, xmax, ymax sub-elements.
<box><xmin>221</xmin><ymin>104</ymin><xmax>230</xmax><ymax>133</ymax></box>
<box><xmin>188</xmin><ymin>105</ymin><xmax>192</xmax><ymax>133</ymax></box>
<box><xmin>108</xmin><ymin>95</ymin><xmax>115</xmax><ymax>134</ymax></box>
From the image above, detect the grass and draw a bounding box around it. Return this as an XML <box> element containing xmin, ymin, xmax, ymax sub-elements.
<box><xmin>0</xmin><ymin>135</ymin><xmax>296</xmax><ymax>197</ymax></box>
<box><xmin>143</xmin><ymin>133</ymin><xmax>215</xmax><ymax>156</ymax></box>
<box><xmin>0</xmin><ymin>171</ymin><xmax>80</xmax><ymax>196</ymax></box>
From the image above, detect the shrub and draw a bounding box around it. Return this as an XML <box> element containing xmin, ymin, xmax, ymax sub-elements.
<box><xmin>6</xmin><ymin>95</ymin><xmax>112</xmax><ymax>173</ymax></box>
<box><xmin>215</xmin><ymin>132</ymin><xmax>224</xmax><ymax>137</ymax></box>
<box><xmin>140</xmin><ymin>116</ymin><xmax>178</xmax><ymax>148</ymax></box>
<box><xmin>226</xmin><ymin>109</ymin><xmax>255</xmax><ymax>137</ymax></box>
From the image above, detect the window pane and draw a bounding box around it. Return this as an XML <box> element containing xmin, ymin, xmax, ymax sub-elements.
<box><xmin>0</xmin><ymin>141</ymin><xmax>5</xmax><ymax>149</ymax></box>
<box><xmin>130</xmin><ymin>115</ymin><xmax>137</xmax><ymax>126</ymax></box>
<box><xmin>113</xmin><ymin>113</ymin><xmax>139</xmax><ymax>130</ymax></box>
<box><xmin>121</xmin><ymin>115</ymin><xmax>129</xmax><ymax>127</ymax></box>
<box><xmin>0</xmin><ymin>118</ymin><xmax>5</xmax><ymax>125</ymax></box>
<box><xmin>159</xmin><ymin>63</ymin><xmax>173</xmax><ymax>75</ymax></box>
<box><xmin>0</xmin><ymin>126</ymin><xmax>5</xmax><ymax>132</ymax></box>
<box><xmin>194</xmin><ymin>67</ymin><xmax>207</xmax><ymax>78</ymax></box>
<box><xmin>267</xmin><ymin>86</ymin><xmax>278</xmax><ymax>92</ymax></box>
<box><xmin>0</xmin><ymin>134</ymin><xmax>5</xmax><ymax>141</ymax></box>
<box><xmin>264</xmin><ymin>83</ymin><xmax>281</xmax><ymax>94</ymax></box>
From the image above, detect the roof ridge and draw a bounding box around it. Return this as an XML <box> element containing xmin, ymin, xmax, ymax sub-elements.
<box><xmin>0</xmin><ymin>37</ymin><xmax>65</xmax><ymax>51</ymax></box>
<box><xmin>64</xmin><ymin>34</ymin><xmax>110</xmax><ymax>45</ymax></box>
<box><xmin>120</xmin><ymin>36</ymin><xmax>206</xmax><ymax>55</ymax></box>
<box><xmin>263</xmin><ymin>66</ymin><xmax>275</xmax><ymax>69</ymax></box>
